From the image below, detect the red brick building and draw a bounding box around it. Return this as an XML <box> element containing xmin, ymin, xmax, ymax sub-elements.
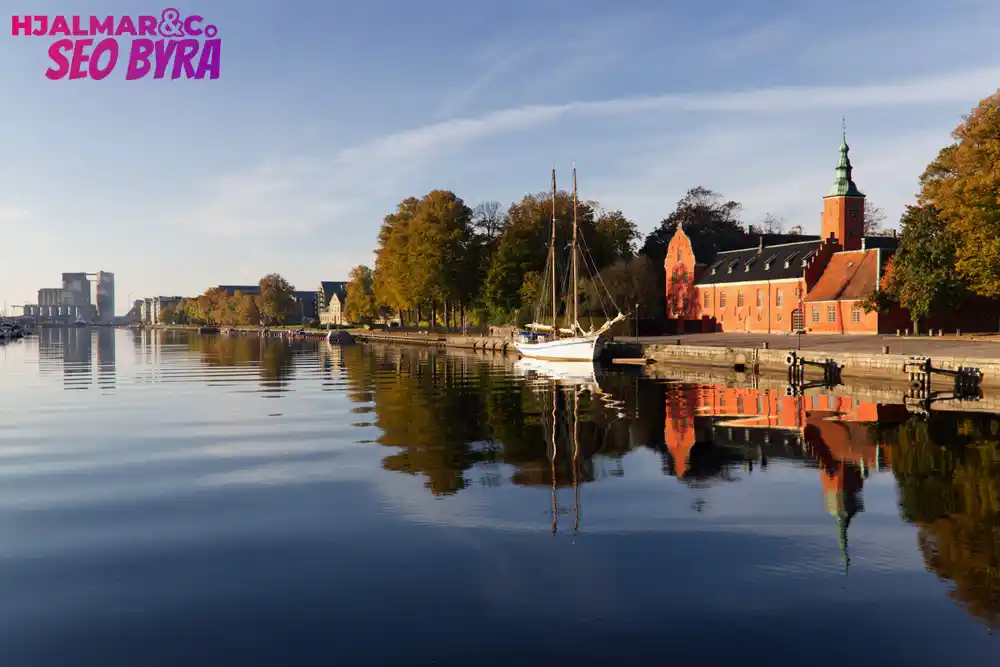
<box><xmin>663</xmin><ymin>132</ymin><xmax>993</xmax><ymax>334</ymax></box>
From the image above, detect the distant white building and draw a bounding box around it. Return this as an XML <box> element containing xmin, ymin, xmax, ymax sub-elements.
<box><xmin>317</xmin><ymin>281</ymin><xmax>348</xmax><ymax>325</ymax></box>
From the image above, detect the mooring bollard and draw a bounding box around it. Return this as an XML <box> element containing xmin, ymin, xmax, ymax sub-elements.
<box><xmin>896</xmin><ymin>329</ymin><xmax>900</xmax><ymax>336</ymax></box>
<box><xmin>762</xmin><ymin>341</ymin><xmax>769</xmax><ymax>349</ymax></box>
<box><xmin>882</xmin><ymin>345</ymin><xmax>889</xmax><ymax>354</ymax></box>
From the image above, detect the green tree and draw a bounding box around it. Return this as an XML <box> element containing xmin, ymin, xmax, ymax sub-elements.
<box><xmin>919</xmin><ymin>90</ymin><xmax>1000</xmax><ymax>297</ymax></box>
<box><xmin>483</xmin><ymin>191</ymin><xmax>604</xmax><ymax>318</ymax></box>
<box><xmin>640</xmin><ymin>186</ymin><xmax>748</xmax><ymax>266</ymax></box>
<box><xmin>591</xmin><ymin>208</ymin><xmax>639</xmax><ymax>266</ymax></box>
<box><xmin>865</xmin><ymin>205</ymin><xmax>966</xmax><ymax>333</ymax></box>
<box><xmin>584</xmin><ymin>255</ymin><xmax>662</xmax><ymax>319</ymax></box>
<box><xmin>257</xmin><ymin>273</ymin><xmax>296</xmax><ymax>325</ymax></box>
<box><xmin>345</xmin><ymin>265</ymin><xmax>376</xmax><ymax>323</ymax></box>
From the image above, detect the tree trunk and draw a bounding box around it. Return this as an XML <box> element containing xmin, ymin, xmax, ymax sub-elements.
<box><xmin>914</xmin><ymin>317</ymin><xmax>920</xmax><ymax>336</ymax></box>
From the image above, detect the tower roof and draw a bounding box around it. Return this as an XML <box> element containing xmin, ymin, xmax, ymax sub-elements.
<box><xmin>826</xmin><ymin>125</ymin><xmax>864</xmax><ymax>198</ymax></box>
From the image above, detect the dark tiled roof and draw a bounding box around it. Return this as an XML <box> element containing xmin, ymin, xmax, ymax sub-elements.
<box><xmin>217</xmin><ymin>285</ymin><xmax>260</xmax><ymax>296</ymax></box>
<box><xmin>804</xmin><ymin>250</ymin><xmax>878</xmax><ymax>302</ymax></box>
<box><xmin>319</xmin><ymin>281</ymin><xmax>347</xmax><ymax>307</ymax></box>
<box><xmin>862</xmin><ymin>235</ymin><xmax>899</xmax><ymax>251</ymax></box>
<box><xmin>695</xmin><ymin>240</ymin><xmax>822</xmax><ymax>285</ymax></box>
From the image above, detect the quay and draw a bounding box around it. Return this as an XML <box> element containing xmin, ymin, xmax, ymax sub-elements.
<box><xmin>616</xmin><ymin>332</ymin><xmax>1000</xmax><ymax>388</ymax></box>
<box><xmin>158</xmin><ymin>325</ymin><xmax>1000</xmax><ymax>389</ymax></box>
<box><xmin>351</xmin><ymin>329</ymin><xmax>1000</xmax><ymax>389</ymax></box>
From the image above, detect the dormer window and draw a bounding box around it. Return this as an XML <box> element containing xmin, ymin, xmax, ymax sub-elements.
<box><xmin>763</xmin><ymin>253</ymin><xmax>778</xmax><ymax>271</ymax></box>
<box><xmin>727</xmin><ymin>259</ymin><xmax>740</xmax><ymax>274</ymax></box>
<box><xmin>709</xmin><ymin>260</ymin><xmax>723</xmax><ymax>275</ymax></box>
<box><xmin>783</xmin><ymin>252</ymin><xmax>799</xmax><ymax>269</ymax></box>
<box><xmin>800</xmin><ymin>249</ymin><xmax>817</xmax><ymax>267</ymax></box>
<box><xmin>744</xmin><ymin>257</ymin><xmax>756</xmax><ymax>272</ymax></box>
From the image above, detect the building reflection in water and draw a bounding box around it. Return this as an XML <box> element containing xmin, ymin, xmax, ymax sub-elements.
<box><xmin>665</xmin><ymin>385</ymin><xmax>908</xmax><ymax>574</ymax></box>
<box><xmin>96</xmin><ymin>327</ymin><xmax>116</xmax><ymax>389</ymax></box>
<box><xmin>38</xmin><ymin>326</ymin><xmax>94</xmax><ymax>389</ymax></box>
<box><xmin>333</xmin><ymin>345</ymin><xmax>1000</xmax><ymax>628</ymax></box>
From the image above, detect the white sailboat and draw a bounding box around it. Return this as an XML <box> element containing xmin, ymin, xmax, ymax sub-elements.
<box><xmin>514</xmin><ymin>166</ymin><xmax>625</xmax><ymax>362</ymax></box>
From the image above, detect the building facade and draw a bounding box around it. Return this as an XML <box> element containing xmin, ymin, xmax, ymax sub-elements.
<box><xmin>96</xmin><ymin>271</ymin><xmax>115</xmax><ymax>322</ymax></box>
<box><xmin>661</xmin><ymin>132</ymin><xmax>982</xmax><ymax>335</ymax></box>
<box><xmin>317</xmin><ymin>281</ymin><xmax>348</xmax><ymax>325</ymax></box>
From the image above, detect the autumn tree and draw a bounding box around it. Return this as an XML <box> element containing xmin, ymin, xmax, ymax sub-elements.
<box><xmin>372</xmin><ymin>192</ymin><xmax>476</xmax><ymax>327</ymax></box>
<box><xmin>919</xmin><ymin>90</ymin><xmax>1000</xmax><ymax>298</ymax></box>
<box><xmin>373</xmin><ymin>197</ymin><xmax>420</xmax><ymax>322</ymax></box>
<box><xmin>345</xmin><ymin>265</ymin><xmax>376</xmax><ymax>323</ymax></box>
<box><xmin>888</xmin><ymin>414</ymin><xmax>1000</xmax><ymax>628</ymax></box>
<box><xmin>257</xmin><ymin>273</ymin><xmax>296</xmax><ymax>325</ymax></box>
<box><xmin>237</xmin><ymin>294</ymin><xmax>261</xmax><ymax>325</ymax></box>
<box><xmin>864</xmin><ymin>205</ymin><xmax>966</xmax><ymax>333</ymax></box>
<box><xmin>158</xmin><ymin>303</ymin><xmax>178</xmax><ymax>324</ymax></box>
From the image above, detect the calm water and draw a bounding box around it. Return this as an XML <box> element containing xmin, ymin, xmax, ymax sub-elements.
<box><xmin>1</xmin><ymin>329</ymin><xmax>999</xmax><ymax>666</ymax></box>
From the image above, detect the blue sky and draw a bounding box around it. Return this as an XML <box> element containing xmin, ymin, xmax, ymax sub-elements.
<box><xmin>2</xmin><ymin>0</ymin><xmax>999</xmax><ymax>314</ymax></box>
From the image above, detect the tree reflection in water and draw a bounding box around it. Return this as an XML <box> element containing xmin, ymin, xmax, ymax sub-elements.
<box><xmin>189</xmin><ymin>334</ymin><xmax>296</xmax><ymax>393</ymax></box>
<box><xmin>333</xmin><ymin>344</ymin><xmax>1000</xmax><ymax>628</ymax></box>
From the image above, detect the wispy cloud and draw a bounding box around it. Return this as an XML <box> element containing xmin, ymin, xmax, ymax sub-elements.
<box><xmin>0</xmin><ymin>206</ymin><xmax>34</xmax><ymax>225</ymax></box>
<box><xmin>177</xmin><ymin>65</ymin><xmax>999</xmax><ymax>239</ymax></box>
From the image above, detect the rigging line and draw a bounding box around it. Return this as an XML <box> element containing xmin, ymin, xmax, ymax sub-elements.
<box><xmin>580</xmin><ymin>236</ymin><xmax>618</xmax><ymax>314</ymax></box>
<box><xmin>580</xmin><ymin>246</ymin><xmax>611</xmax><ymax>321</ymax></box>
<box><xmin>576</xmin><ymin>232</ymin><xmax>613</xmax><ymax>317</ymax></box>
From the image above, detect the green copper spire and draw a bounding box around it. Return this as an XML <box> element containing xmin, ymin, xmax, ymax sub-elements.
<box><xmin>826</xmin><ymin>120</ymin><xmax>864</xmax><ymax>198</ymax></box>
<box><xmin>836</xmin><ymin>510</ymin><xmax>852</xmax><ymax>576</ymax></box>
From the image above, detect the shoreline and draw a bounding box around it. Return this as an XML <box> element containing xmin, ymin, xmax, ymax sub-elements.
<box><xmin>149</xmin><ymin>325</ymin><xmax>1000</xmax><ymax>390</ymax></box>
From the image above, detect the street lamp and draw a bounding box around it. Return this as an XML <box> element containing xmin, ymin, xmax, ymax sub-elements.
<box><xmin>634</xmin><ymin>299</ymin><xmax>640</xmax><ymax>343</ymax></box>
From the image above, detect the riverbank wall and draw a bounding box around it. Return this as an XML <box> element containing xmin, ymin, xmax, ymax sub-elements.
<box><xmin>606</xmin><ymin>341</ymin><xmax>1000</xmax><ymax>389</ymax></box>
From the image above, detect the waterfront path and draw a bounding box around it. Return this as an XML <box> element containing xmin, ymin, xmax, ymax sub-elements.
<box><xmin>634</xmin><ymin>332</ymin><xmax>1000</xmax><ymax>358</ymax></box>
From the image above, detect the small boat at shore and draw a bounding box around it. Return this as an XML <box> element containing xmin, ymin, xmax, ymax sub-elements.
<box><xmin>514</xmin><ymin>166</ymin><xmax>625</xmax><ymax>362</ymax></box>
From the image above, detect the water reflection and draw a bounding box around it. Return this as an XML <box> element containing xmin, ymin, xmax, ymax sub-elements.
<box><xmin>4</xmin><ymin>331</ymin><xmax>1000</xmax><ymax>662</ymax></box>
<box><xmin>186</xmin><ymin>333</ymin><xmax>297</xmax><ymax>393</ymax></box>
<box><xmin>96</xmin><ymin>326</ymin><xmax>116</xmax><ymax>389</ymax></box>
<box><xmin>38</xmin><ymin>327</ymin><xmax>94</xmax><ymax>389</ymax></box>
<box><xmin>329</xmin><ymin>344</ymin><xmax>1000</xmax><ymax>629</ymax></box>
<box><xmin>880</xmin><ymin>415</ymin><xmax>1000</xmax><ymax>629</ymax></box>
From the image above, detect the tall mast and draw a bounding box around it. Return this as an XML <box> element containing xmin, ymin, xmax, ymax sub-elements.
<box><xmin>572</xmin><ymin>386</ymin><xmax>580</xmax><ymax>537</ymax></box>
<box><xmin>551</xmin><ymin>168</ymin><xmax>558</xmax><ymax>333</ymax></box>
<box><xmin>572</xmin><ymin>164</ymin><xmax>579</xmax><ymax>333</ymax></box>
<box><xmin>550</xmin><ymin>382</ymin><xmax>558</xmax><ymax>535</ymax></box>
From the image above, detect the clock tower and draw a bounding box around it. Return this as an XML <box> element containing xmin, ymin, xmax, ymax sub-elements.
<box><xmin>821</xmin><ymin>127</ymin><xmax>865</xmax><ymax>250</ymax></box>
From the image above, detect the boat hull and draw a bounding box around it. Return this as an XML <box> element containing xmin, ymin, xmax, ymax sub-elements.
<box><xmin>514</xmin><ymin>335</ymin><xmax>601</xmax><ymax>361</ymax></box>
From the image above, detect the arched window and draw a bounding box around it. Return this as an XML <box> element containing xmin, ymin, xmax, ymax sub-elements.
<box><xmin>676</xmin><ymin>248</ymin><xmax>681</xmax><ymax>262</ymax></box>
<box><xmin>756</xmin><ymin>290</ymin><xmax>762</xmax><ymax>308</ymax></box>
<box><xmin>737</xmin><ymin>292</ymin><xmax>744</xmax><ymax>308</ymax></box>
<box><xmin>776</xmin><ymin>290</ymin><xmax>783</xmax><ymax>307</ymax></box>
